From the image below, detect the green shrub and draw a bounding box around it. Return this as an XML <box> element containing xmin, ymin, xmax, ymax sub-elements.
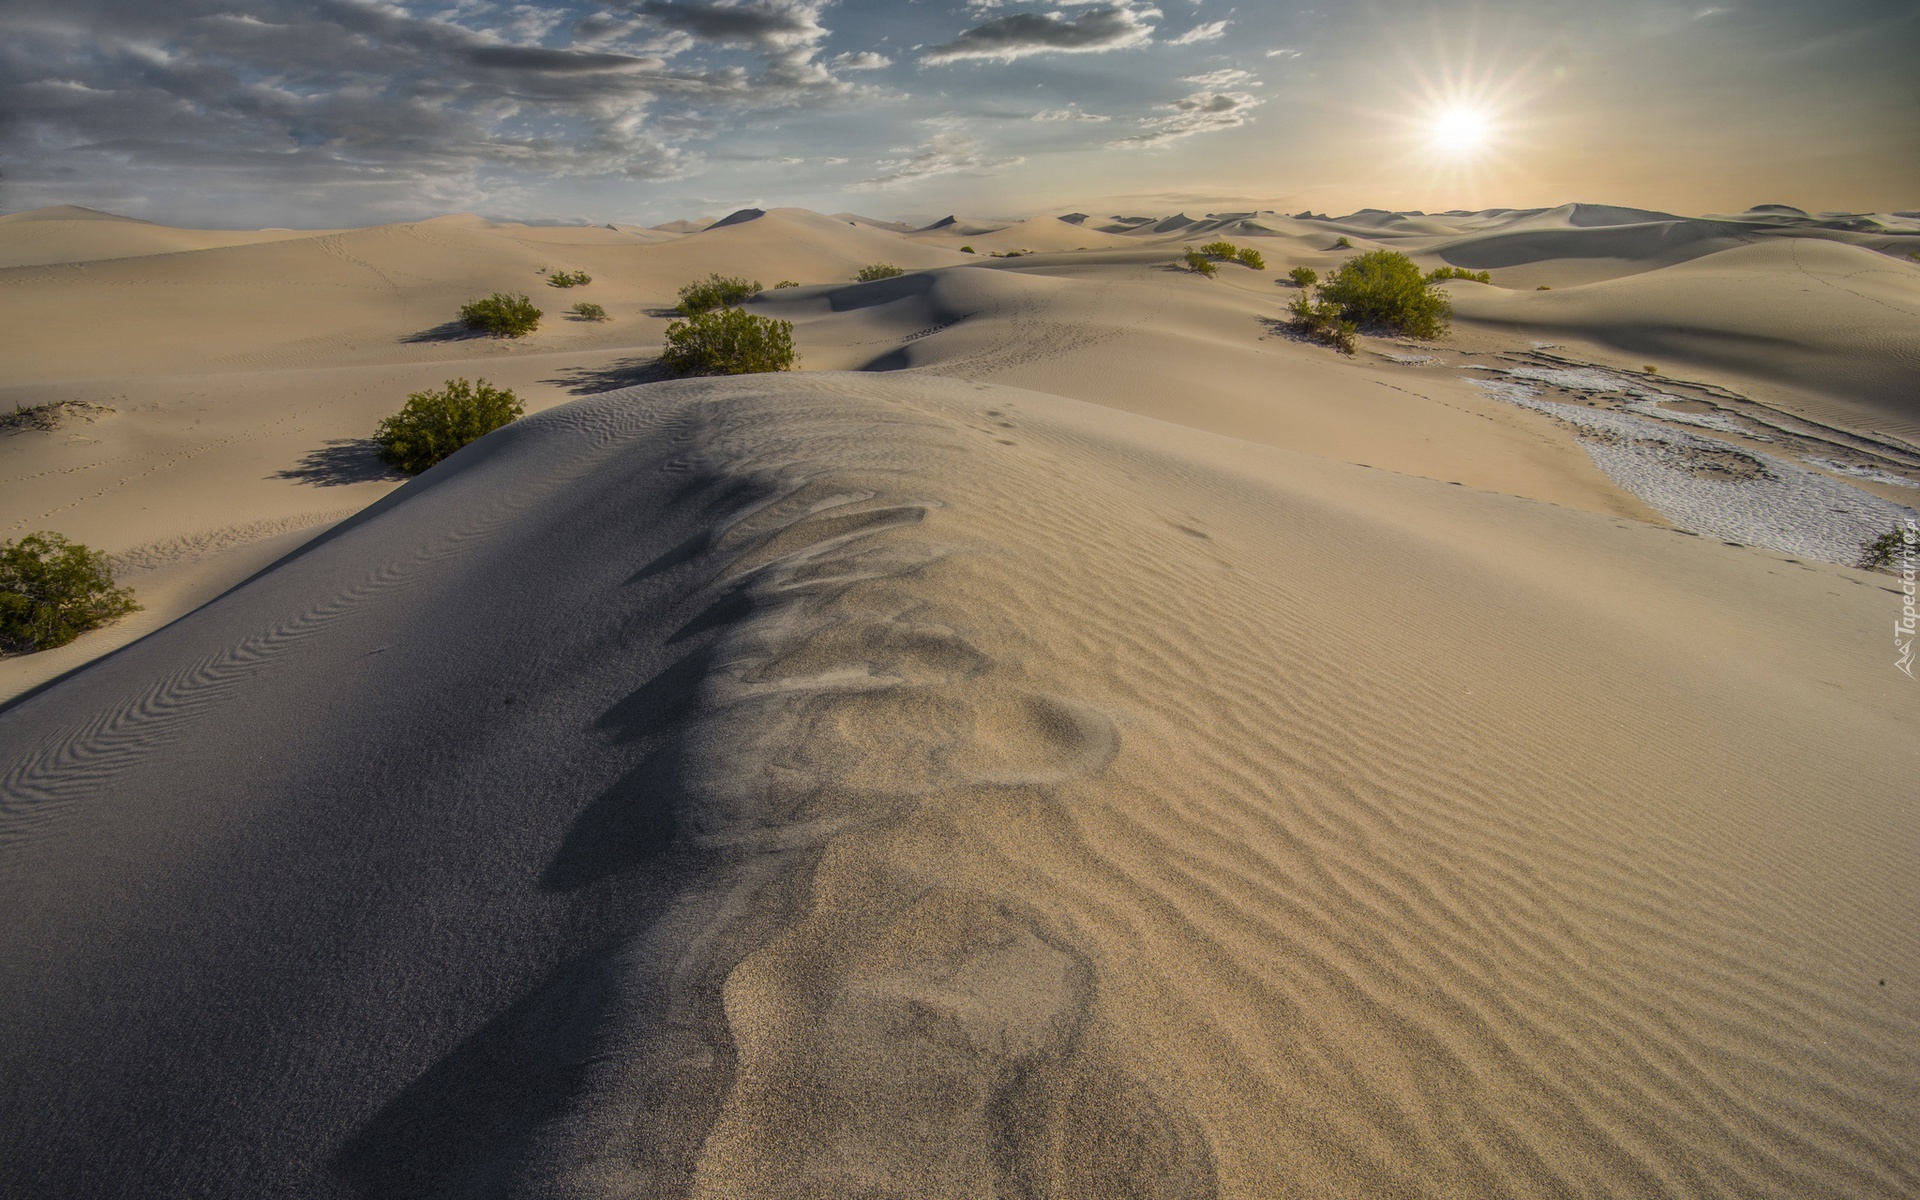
<box><xmin>676</xmin><ymin>274</ymin><xmax>763</xmax><ymax>315</ymax></box>
<box><xmin>1287</xmin><ymin>265</ymin><xmax>1318</xmax><ymax>289</ymax></box>
<box><xmin>661</xmin><ymin>308</ymin><xmax>798</xmax><ymax>376</ymax></box>
<box><xmin>1237</xmin><ymin>247</ymin><xmax>1267</xmax><ymax>270</ymax></box>
<box><xmin>856</xmin><ymin>263</ymin><xmax>905</xmax><ymax>281</ymax></box>
<box><xmin>1334</xmin><ymin>236</ymin><xmax>1354</xmax><ymax>249</ymax></box>
<box><xmin>960</xmin><ymin>245</ymin><xmax>976</xmax><ymax>254</ymax></box>
<box><xmin>460</xmin><ymin>292</ymin><xmax>542</xmax><ymax>337</ymax></box>
<box><xmin>1857</xmin><ymin>524</ymin><xmax>1915</xmax><ymax>570</ymax></box>
<box><xmin>0</xmin><ymin>532</ymin><xmax>139</xmax><ymax>654</ymax></box>
<box><xmin>1199</xmin><ymin>240</ymin><xmax>1239</xmax><ymax>260</ymax></box>
<box><xmin>1316</xmin><ymin>250</ymin><xmax>1452</xmax><ymax>339</ymax></box>
<box><xmin>374</xmin><ymin>378</ymin><xmax>525</xmax><ymax>475</ymax></box>
<box><xmin>773</xmin><ymin>280</ymin><xmax>800</xmax><ymax>289</ymax></box>
<box><xmin>1426</xmin><ymin>266</ymin><xmax>1491</xmax><ymax>284</ymax></box>
<box><xmin>546</xmin><ymin>269</ymin><xmax>592</xmax><ymax>288</ymax></box>
<box><xmin>1644</xmin><ymin>364</ymin><xmax>1659</xmax><ymax>375</ymax></box>
<box><xmin>570</xmin><ymin>301</ymin><xmax>608</xmax><ymax>321</ymax></box>
<box><xmin>1182</xmin><ymin>246</ymin><xmax>1218</xmax><ymax>277</ymax></box>
<box><xmin>1284</xmin><ymin>294</ymin><xmax>1358</xmax><ymax>355</ymax></box>
<box><xmin>1536</xmin><ymin>284</ymin><xmax>1552</xmax><ymax>290</ymax></box>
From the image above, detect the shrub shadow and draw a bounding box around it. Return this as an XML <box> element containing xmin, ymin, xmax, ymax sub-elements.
<box><xmin>543</xmin><ymin>358</ymin><xmax>678</xmax><ymax>396</ymax></box>
<box><xmin>400</xmin><ymin>320</ymin><xmax>485</xmax><ymax>344</ymax></box>
<box><xmin>273</xmin><ymin>439</ymin><xmax>404</xmax><ymax>486</ymax></box>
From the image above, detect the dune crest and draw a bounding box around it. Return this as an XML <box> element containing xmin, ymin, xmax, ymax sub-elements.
<box><xmin>2</xmin><ymin>374</ymin><xmax>1915</xmax><ymax>1198</ymax></box>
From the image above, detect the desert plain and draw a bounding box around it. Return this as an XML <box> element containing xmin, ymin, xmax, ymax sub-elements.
<box><xmin>1</xmin><ymin>200</ymin><xmax>1918</xmax><ymax>1198</ymax></box>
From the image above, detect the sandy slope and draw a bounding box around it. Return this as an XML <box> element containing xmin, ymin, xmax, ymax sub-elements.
<box><xmin>1450</xmin><ymin>239</ymin><xmax>1920</xmax><ymax>442</ymax></box>
<box><xmin>0</xmin><ymin>205</ymin><xmax>329</xmax><ymax>268</ymax></box>
<box><xmin>2</xmin><ymin>373</ymin><xmax>1913</xmax><ymax>1199</ymax></box>
<box><xmin>3</xmin><ymin>201</ymin><xmax>1919</xmax><ymax>1196</ymax></box>
<box><xmin>4</xmin><ymin>200</ymin><xmax>1917</xmax><ymax>707</ymax></box>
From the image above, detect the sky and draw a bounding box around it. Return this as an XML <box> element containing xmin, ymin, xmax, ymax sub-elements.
<box><xmin>2</xmin><ymin>0</ymin><xmax>1915</xmax><ymax>228</ymax></box>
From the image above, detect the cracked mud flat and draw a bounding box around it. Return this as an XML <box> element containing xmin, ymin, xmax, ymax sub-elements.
<box><xmin>1468</xmin><ymin>377</ymin><xmax>1917</xmax><ymax>561</ymax></box>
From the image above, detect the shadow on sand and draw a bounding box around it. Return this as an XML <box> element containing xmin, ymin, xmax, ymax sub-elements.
<box><xmin>273</xmin><ymin>439</ymin><xmax>405</xmax><ymax>487</ymax></box>
<box><xmin>543</xmin><ymin>358</ymin><xmax>678</xmax><ymax>396</ymax></box>
<box><xmin>400</xmin><ymin>321</ymin><xmax>487</xmax><ymax>344</ymax></box>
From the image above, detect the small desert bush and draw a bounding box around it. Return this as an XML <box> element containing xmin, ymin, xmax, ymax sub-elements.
<box><xmin>0</xmin><ymin>532</ymin><xmax>139</xmax><ymax>654</ymax></box>
<box><xmin>960</xmin><ymin>245</ymin><xmax>976</xmax><ymax>254</ymax></box>
<box><xmin>676</xmin><ymin>274</ymin><xmax>762</xmax><ymax>315</ymax></box>
<box><xmin>570</xmin><ymin>301</ymin><xmax>608</xmax><ymax>321</ymax></box>
<box><xmin>1334</xmin><ymin>236</ymin><xmax>1354</xmax><ymax>249</ymax></box>
<box><xmin>1536</xmin><ymin>284</ymin><xmax>1552</xmax><ymax>290</ymax></box>
<box><xmin>1196</xmin><ymin>240</ymin><xmax>1267</xmax><ymax>269</ymax></box>
<box><xmin>1182</xmin><ymin>246</ymin><xmax>1218</xmax><ymax>277</ymax></box>
<box><xmin>1857</xmin><ymin>523</ymin><xmax>1915</xmax><ymax>570</ymax></box>
<box><xmin>1644</xmin><ymin>364</ymin><xmax>1660</xmax><ymax>375</ymax></box>
<box><xmin>546</xmin><ymin>269</ymin><xmax>592</xmax><ymax>288</ymax></box>
<box><xmin>1317</xmin><ymin>250</ymin><xmax>1452</xmax><ymax>339</ymax></box>
<box><xmin>1287</xmin><ymin>265</ymin><xmax>1318</xmax><ymax>289</ymax></box>
<box><xmin>856</xmin><ymin>263</ymin><xmax>905</xmax><ymax>281</ymax></box>
<box><xmin>460</xmin><ymin>292</ymin><xmax>542</xmax><ymax>337</ymax></box>
<box><xmin>661</xmin><ymin>308</ymin><xmax>797</xmax><ymax>376</ymax></box>
<box><xmin>773</xmin><ymin>280</ymin><xmax>799</xmax><ymax>289</ymax></box>
<box><xmin>1426</xmin><ymin>266</ymin><xmax>1492</xmax><ymax>284</ymax></box>
<box><xmin>1285</xmin><ymin>294</ymin><xmax>1359</xmax><ymax>355</ymax></box>
<box><xmin>374</xmin><ymin>378</ymin><xmax>525</xmax><ymax>475</ymax></box>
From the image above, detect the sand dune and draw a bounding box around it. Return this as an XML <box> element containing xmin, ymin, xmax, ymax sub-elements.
<box><xmin>4</xmin><ymin>199</ymin><xmax>1917</xmax><ymax>707</ymax></box>
<box><xmin>1450</xmin><ymin>238</ymin><xmax>1920</xmax><ymax>440</ymax></box>
<box><xmin>2</xmin><ymin>372</ymin><xmax>1914</xmax><ymax>1199</ymax></box>
<box><xmin>908</xmin><ymin>214</ymin><xmax>1141</xmax><ymax>253</ymax></box>
<box><xmin>3</xmin><ymin>200</ymin><xmax>1918</xmax><ymax>1196</ymax></box>
<box><xmin>0</xmin><ymin>204</ymin><xmax>330</xmax><ymax>268</ymax></box>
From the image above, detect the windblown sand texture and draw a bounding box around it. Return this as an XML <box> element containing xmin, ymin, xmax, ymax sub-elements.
<box><xmin>2</xmin><ymin>202</ymin><xmax>1918</xmax><ymax>1198</ymax></box>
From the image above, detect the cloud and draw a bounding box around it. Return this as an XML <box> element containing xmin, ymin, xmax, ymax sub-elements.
<box><xmin>1264</xmin><ymin>47</ymin><xmax>1300</xmax><ymax>58</ymax></box>
<box><xmin>920</xmin><ymin>4</ymin><xmax>1160</xmax><ymax>64</ymax></box>
<box><xmin>1167</xmin><ymin>19</ymin><xmax>1227</xmax><ymax>44</ymax></box>
<box><xmin>622</xmin><ymin>0</ymin><xmax>830</xmax><ymax>53</ymax></box>
<box><xmin>847</xmin><ymin>131</ymin><xmax>1024</xmax><ymax>189</ymax></box>
<box><xmin>0</xmin><ymin>0</ymin><xmax>864</xmax><ymax>223</ymax></box>
<box><xmin>1183</xmin><ymin>67</ymin><xmax>1253</xmax><ymax>86</ymax></box>
<box><xmin>1031</xmin><ymin>105</ymin><xmax>1112</xmax><ymax>121</ymax></box>
<box><xmin>831</xmin><ymin>50</ymin><xmax>892</xmax><ymax>69</ymax></box>
<box><xmin>1110</xmin><ymin>89</ymin><xmax>1262</xmax><ymax>147</ymax></box>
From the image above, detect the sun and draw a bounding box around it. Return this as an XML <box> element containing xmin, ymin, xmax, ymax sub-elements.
<box><xmin>1429</xmin><ymin>106</ymin><xmax>1495</xmax><ymax>157</ymax></box>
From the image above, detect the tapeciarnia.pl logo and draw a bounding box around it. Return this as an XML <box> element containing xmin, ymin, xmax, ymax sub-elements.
<box><xmin>1896</xmin><ymin>517</ymin><xmax>1918</xmax><ymax>678</ymax></box>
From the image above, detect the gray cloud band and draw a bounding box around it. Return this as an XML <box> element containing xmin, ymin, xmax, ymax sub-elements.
<box><xmin>0</xmin><ymin>0</ymin><xmax>850</xmax><ymax>216</ymax></box>
<box><xmin>920</xmin><ymin>4</ymin><xmax>1159</xmax><ymax>64</ymax></box>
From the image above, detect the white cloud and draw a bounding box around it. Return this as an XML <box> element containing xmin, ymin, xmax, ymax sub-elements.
<box><xmin>831</xmin><ymin>50</ymin><xmax>892</xmax><ymax>69</ymax></box>
<box><xmin>1110</xmin><ymin>88</ymin><xmax>1262</xmax><ymax>147</ymax></box>
<box><xmin>1183</xmin><ymin>67</ymin><xmax>1253</xmax><ymax>86</ymax></box>
<box><xmin>847</xmin><ymin>131</ymin><xmax>1024</xmax><ymax>189</ymax></box>
<box><xmin>1031</xmin><ymin>105</ymin><xmax>1112</xmax><ymax>122</ymax></box>
<box><xmin>1167</xmin><ymin>19</ymin><xmax>1227</xmax><ymax>44</ymax></box>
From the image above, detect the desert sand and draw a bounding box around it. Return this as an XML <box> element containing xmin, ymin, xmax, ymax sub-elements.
<box><xmin>1</xmin><ymin>201</ymin><xmax>1917</xmax><ymax>1198</ymax></box>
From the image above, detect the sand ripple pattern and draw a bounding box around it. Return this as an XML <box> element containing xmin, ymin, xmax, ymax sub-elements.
<box><xmin>0</xmin><ymin>401</ymin><xmax>665</xmax><ymax>845</ymax></box>
<box><xmin>0</xmin><ymin>375</ymin><xmax>1912</xmax><ymax>1200</ymax></box>
<box><xmin>502</xmin><ymin>409</ymin><xmax>1212</xmax><ymax>1197</ymax></box>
